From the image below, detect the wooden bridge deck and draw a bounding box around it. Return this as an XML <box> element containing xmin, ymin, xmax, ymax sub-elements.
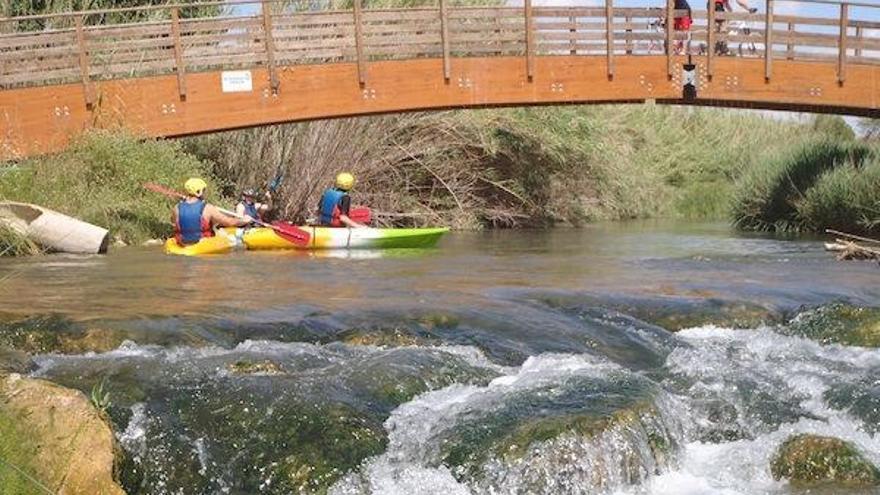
<box><xmin>1</xmin><ymin>0</ymin><xmax>879</xmax><ymax>160</ymax></box>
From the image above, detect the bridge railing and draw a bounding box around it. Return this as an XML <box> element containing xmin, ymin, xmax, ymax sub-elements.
<box><xmin>1</xmin><ymin>0</ymin><xmax>878</xmax><ymax>103</ymax></box>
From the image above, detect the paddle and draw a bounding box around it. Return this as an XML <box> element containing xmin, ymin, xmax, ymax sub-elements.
<box><xmin>144</xmin><ymin>182</ymin><xmax>310</xmax><ymax>246</ymax></box>
<box><xmin>348</xmin><ymin>207</ymin><xmax>372</xmax><ymax>225</ymax></box>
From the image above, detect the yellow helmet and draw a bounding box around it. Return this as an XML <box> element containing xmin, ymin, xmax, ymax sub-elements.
<box><xmin>184</xmin><ymin>178</ymin><xmax>207</xmax><ymax>196</ymax></box>
<box><xmin>335</xmin><ymin>172</ymin><xmax>355</xmax><ymax>191</ymax></box>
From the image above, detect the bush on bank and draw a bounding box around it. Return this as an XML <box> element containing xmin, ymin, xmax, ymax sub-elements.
<box><xmin>731</xmin><ymin>140</ymin><xmax>879</xmax><ymax>233</ymax></box>
<box><xmin>0</xmin><ymin>131</ymin><xmax>220</xmax><ymax>246</ymax></box>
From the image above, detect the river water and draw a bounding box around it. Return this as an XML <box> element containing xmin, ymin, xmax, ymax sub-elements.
<box><xmin>1</xmin><ymin>221</ymin><xmax>878</xmax><ymax>494</ymax></box>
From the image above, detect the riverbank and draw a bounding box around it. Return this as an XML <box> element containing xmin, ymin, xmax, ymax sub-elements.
<box><xmin>0</xmin><ymin>106</ymin><xmax>872</xmax><ymax>254</ymax></box>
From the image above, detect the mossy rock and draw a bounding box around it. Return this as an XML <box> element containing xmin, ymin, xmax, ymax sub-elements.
<box><xmin>0</xmin><ymin>374</ymin><xmax>124</xmax><ymax>495</ymax></box>
<box><xmin>783</xmin><ymin>303</ymin><xmax>880</xmax><ymax>347</ymax></box>
<box><xmin>0</xmin><ymin>346</ymin><xmax>32</xmax><ymax>374</ymax></box>
<box><xmin>770</xmin><ymin>434</ymin><xmax>880</xmax><ymax>487</ymax></box>
<box><xmin>0</xmin><ymin>314</ymin><xmax>127</xmax><ymax>354</ymax></box>
<box><xmin>339</xmin><ymin>327</ymin><xmax>435</xmax><ymax>347</ymax></box>
<box><xmin>227</xmin><ymin>359</ymin><xmax>284</xmax><ymax>375</ymax></box>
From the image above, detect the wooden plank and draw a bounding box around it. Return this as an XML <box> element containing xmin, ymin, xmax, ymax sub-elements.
<box><xmin>786</xmin><ymin>22</ymin><xmax>793</xmax><ymax>59</ymax></box>
<box><xmin>525</xmin><ymin>0</ymin><xmax>534</xmax><ymax>80</ymax></box>
<box><xmin>665</xmin><ymin>0</ymin><xmax>673</xmax><ymax>77</ymax></box>
<box><xmin>74</xmin><ymin>15</ymin><xmax>94</xmax><ymax>107</ymax></box>
<box><xmin>353</xmin><ymin>0</ymin><xmax>366</xmax><ymax>85</ymax></box>
<box><xmin>707</xmin><ymin>0</ymin><xmax>715</xmax><ymax>78</ymax></box>
<box><xmin>765</xmin><ymin>0</ymin><xmax>773</xmax><ymax>80</ymax></box>
<box><xmin>261</xmin><ymin>0</ymin><xmax>279</xmax><ymax>93</ymax></box>
<box><xmin>624</xmin><ymin>13</ymin><xmax>633</xmax><ymax>54</ymax></box>
<box><xmin>570</xmin><ymin>15</ymin><xmax>577</xmax><ymax>55</ymax></box>
<box><xmin>838</xmin><ymin>2</ymin><xmax>847</xmax><ymax>83</ymax></box>
<box><xmin>854</xmin><ymin>25</ymin><xmax>862</xmax><ymax>57</ymax></box>
<box><xmin>439</xmin><ymin>0</ymin><xmax>451</xmax><ymax>80</ymax></box>
<box><xmin>171</xmin><ymin>7</ymin><xmax>186</xmax><ymax>99</ymax></box>
<box><xmin>605</xmin><ymin>0</ymin><xmax>613</xmax><ymax>78</ymax></box>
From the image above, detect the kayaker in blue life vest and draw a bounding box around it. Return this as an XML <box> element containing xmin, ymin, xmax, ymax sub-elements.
<box><xmin>235</xmin><ymin>188</ymin><xmax>272</xmax><ymax>226</ymax></box>
<box><xmin>317</xmin><ymin>172</ymin><xmax>366</xmax><ymax>228</ymax></box>
<box><xmin>172</xmin><ymin>178</ymin><xmax>253</xmax><ymax>245</ymax></box>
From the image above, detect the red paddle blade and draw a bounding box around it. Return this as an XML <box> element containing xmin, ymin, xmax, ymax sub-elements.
<box><xmin>349</xmin><ymin>207</ymin><xmax>371</xmax><ymax>225</ymax></box>
<box><xmin>270</xmin><ymin>221</ymin><xmax>311</xmax><ymax>246</ymax></box>
<box><xmin>144</xmin><ymin>182</ymin><xmax>185</xmax><ymax>200</ymax></box>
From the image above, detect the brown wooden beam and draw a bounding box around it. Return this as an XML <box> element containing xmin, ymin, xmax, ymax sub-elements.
<box><xmin>170</xmin><ymin>7</ymin><xmax>187</xmax><ymax>99</ymax></box>
<box><xmin>606</xmin><ymin>0</ymin><xmax>614</xmax><ymax>79</ymax></box>
<box><xmin>569</xmin><ymin>14</ymin><xmax>577</xmax><ymax>55</ymax></box>
<box><xmin>353</xmin><ymin>0</ymin><xmax>366</xmax><ymax>86</ymax></box>
<box><xmin>439</xmin><ymin>0</ymin><xmax>450</xmax><ymax>80</ymax></box>
<box><xmin>625</xmin><ymin>13</ymin><xmax>632</xmax><ymax>55</ymax></box>
<box><xmin>786</xmin><ymin>21</ymin><xmax>794</xmax><ymax>59</ymax></box>
<box><xmin>261</xmin><ymin>0</ymin><xmax>279</xmax><ymax>93</ymax></box>
<box><xmin>838</xmin><ymin>2</ymin><xmax>848</xmax><ymax>84</ymax></box>
<box><xmin>666</xmin><ymin>0</ymin><xmax>674</xmax><ymax>78</ymax></box>
<box><xmin>707</xmin><ymin>0</ymin><xmax>715</xmax><ymax>79</ymax></box>
<box><xmin>765</xmin><ymin>0</ymin><xmax>774</xmax><ymax>81</ymax></box>
<box><xmin>74</xmin><ymin>15</ymin><xmax>94</xmax><ymax>107</ymax></box>
<box><xmin>525</xmin><ymin>0</ymin><xmax>534</xmax><ymax>80</ymax></box>
<box><xmin>854</xmin><ymin>25</ymin><xmax>862</xmax><ymax>58</ymax></box>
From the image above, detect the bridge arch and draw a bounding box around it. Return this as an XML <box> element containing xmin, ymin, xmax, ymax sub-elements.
<box><xmin>1</xmin><ymin>0</ymin><xmax>878</xmax><ymax>159</ymax></box>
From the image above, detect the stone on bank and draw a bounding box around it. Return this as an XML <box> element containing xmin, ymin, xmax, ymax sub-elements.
<box><xmin>0</xmin><ymin>373</ymin><xmax>124</xmax><ymax>494</ymax></box>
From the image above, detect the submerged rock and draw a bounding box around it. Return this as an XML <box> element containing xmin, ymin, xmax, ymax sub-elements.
<box><xmin>35</xmin><ymin>341</ymin><xmax>497</xmax><ymax>494</ymax></box>
<box><xmin>227</xmin><ymin>359</ymin><xmax>284</xmax><ymax>375</ymax></box>
<box><xmin>0</xmin><ymin>347</ymin><xmax>32</xmax><ymax>374</ymax></box>
<box><xmin>0</xmin><ymin>374</ymin><xmax>124</xmax><ymax>494</ymax></box>
<box><xmin>541</xmin><ymin>293</ymin><xmax>781</xmax><ymax>332</ymax></box>
<box><xmin>782</xmin><ymin>303</ymin><xmax>880</xmax><ymax>347</ymax></box>
<box><xmin>770</xmin><ymin>434</ymin><xmax>880</xmax><ymax>487</ymax></box>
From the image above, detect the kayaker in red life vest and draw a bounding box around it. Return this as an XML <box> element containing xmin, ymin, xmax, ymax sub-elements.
<box><xmin>317</xmin><ymin>173</ymin><xmax>366</xmax><ymax>228</ymax></box>
<box><xmin>235</xmin><ymin>188</ymin><xmax>272</xmax><ymax>226</ymax></box>
<box><xmin>172</xmin><ymin>178</ymin><xmax>253</xmax><ymax>245</ymax></box>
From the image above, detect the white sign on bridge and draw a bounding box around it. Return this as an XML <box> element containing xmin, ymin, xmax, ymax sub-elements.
<box><xmin>221</xmin><ymin>70</ymin><xmax>253</xmax><ymax>93</ymax></box>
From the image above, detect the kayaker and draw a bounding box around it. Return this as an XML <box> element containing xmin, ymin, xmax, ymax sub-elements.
<box><xmin>172</xmin><ymin>178</ymin><xmax>253</xmax><ymax>245</ymax></box>
<box><xmin>317</xmin><ymin>172</ymin><xmax>366</xmax><ymax>228</ymax></box>
<box><xmin>235</xmin><ymin>188</ymin><xmax>272</xmax><ymax>225</ymax></box>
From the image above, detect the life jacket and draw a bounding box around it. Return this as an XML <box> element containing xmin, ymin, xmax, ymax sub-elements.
<box><xmin>241</xmin><ymin>201</ymin><xmax>261</xmax><ymax>224</ymax></box>
<box><xmin>319</xmin><ymin>187</ymin><xmax>347</xmax><ymax>227</ymax></box>
<box><xmin>175</xmin><ymin>200</ymin><xmax>213</xmax><ymax>245</ymax></box>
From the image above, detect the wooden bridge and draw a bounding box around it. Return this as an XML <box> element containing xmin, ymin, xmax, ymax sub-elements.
<box><xmin>1</xmin><ymin>0</ymin><xmax>879</xmax><ymax>160</ymax></box>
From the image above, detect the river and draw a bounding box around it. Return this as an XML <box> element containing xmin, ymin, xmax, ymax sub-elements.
<box><xmin>1</xmin><ymin>220</ymin><xmax>878</xmax><ymax>494</ymax></box>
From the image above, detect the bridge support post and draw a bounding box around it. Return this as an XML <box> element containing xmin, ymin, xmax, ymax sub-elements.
<box><xmin>74</xmin><ymin>15</ymin><xmax>95</xmax><ymax>108</ymax></box>
<box><xmin>764</xmin><ymin>0</ymin><xmax>773</xmax><ymax>81</ymax></box>
<box><xmin>606</xmin><ymin>0</ymin><xmax>614</xmax><ymax>80</ymax></box>
<box><xmin>786</xmin><ymin>22</ymin><xmax>794</xmax><ymax>59</ymax></box>
<box><xmin>855</xmin><ymin>26</ymin><xmax>862</xmax><ymax>58</ymax></box>
<box><xmin>170</xmin><ymin>8</ymin><xmax>187</xmax><ymax>100</ymax></box>
<box><xmin>665</xmin><ymin>0</ymin><xmax>674</xmax><ymax>79</ymax></box>
<box><xmin>838</xmin><ymin>2</ymin><xmax>848</xmax><ymax>85</ymax></box>
<box><xmin>261</xmin><ymin>0</ymin><xmax>280</xmax><ymax>94</ymax></box>
<box><xmin>570</xmin><ymin>13</ymin><xmax>577</xmax><ymax>55</ymax></box>
<box><xmin>353</xmin><ymin>0</ymin><xmax>367</xmax><ymax>87</ymax></box>
<box><xmin>625</xmin><ymin>13</ymin><xmax>632</xmax><ymax>55</ymax></box>
<box><xmin>706</xmin><ymin>0</ymin><xmax>714</xmax><ymax>80</ymax></box>
<box><xmin>524</xmin><ymin>0</ymin><xmax>534</xmax><ymax>81</ymax></box>
<box><xmin>439</xmin><ymin>0</ymin><xmax>451</xmax><ymax>81</ymax></box>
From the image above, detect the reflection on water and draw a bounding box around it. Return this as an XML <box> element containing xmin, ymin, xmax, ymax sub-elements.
<box><xmin>1</xmin><ymin>221</ymin><xmax>876</xmax><ymax>320</ymax></box>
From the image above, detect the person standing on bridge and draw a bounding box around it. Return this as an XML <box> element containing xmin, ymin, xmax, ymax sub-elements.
<box><xmin>317</xmin><ymin>173</ymin><xmax>367</xmax><ymax>228</ymax></box>
<box><xmin>236</xmin><ymin>188</ymin><xmax>273</xmax><ymax>226</ymax></box>
<box><xmin>172</xmin><ymin>178</ymin><xmax>253</xmax><ymax>245</ymax></box>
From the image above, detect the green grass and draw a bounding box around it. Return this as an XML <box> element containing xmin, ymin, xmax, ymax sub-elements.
<box><xmin>0</xmin><ymin>225</ymin><xmax>41</xmax><ymax>257</ymax></box>
<box><xmin>731</xmin><ymin>140</ymin><xmax>877</xmax><ymax>233</ymax></box>
<box><xmin>0</xmin><ymin>407</ymin><xmax>53</xmax><ymax>495</ymax></box>
<box><xmin>0</xmin><ymin>130</ymin><xmax>221</xmax><ymax>246</ymax></box>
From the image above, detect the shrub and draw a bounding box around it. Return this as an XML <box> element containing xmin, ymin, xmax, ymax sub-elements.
<box><xmin>0</xmin><ymin>131</ymin><xmax>219</xmax><ymax>244</ymax></box>
<box><xmin>731</xmin><ymin>140</ymin><xmax>873</xmax><ymax>232</ymax></box>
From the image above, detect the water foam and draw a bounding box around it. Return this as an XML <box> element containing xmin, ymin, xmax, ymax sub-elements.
<box><xmin>619</xmin><ymin>324</ymin><xmax>880</xmax><ymax>495</ymax></box>
<box><xmin>331</xmin><ymin>353</ymin><xmax>685</xmax><ymax>495</ymax></box>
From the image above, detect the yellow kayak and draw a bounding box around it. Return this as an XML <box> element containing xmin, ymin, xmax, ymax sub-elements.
<box><xmin>223</xmin><ymin>226</ymin><xmax>448</xmax><ymax>250</ymax></box>
<box><xmin>163</xmin><ymin>234</ymin><xmax>238</xmax><ymax>256</ymax></box>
